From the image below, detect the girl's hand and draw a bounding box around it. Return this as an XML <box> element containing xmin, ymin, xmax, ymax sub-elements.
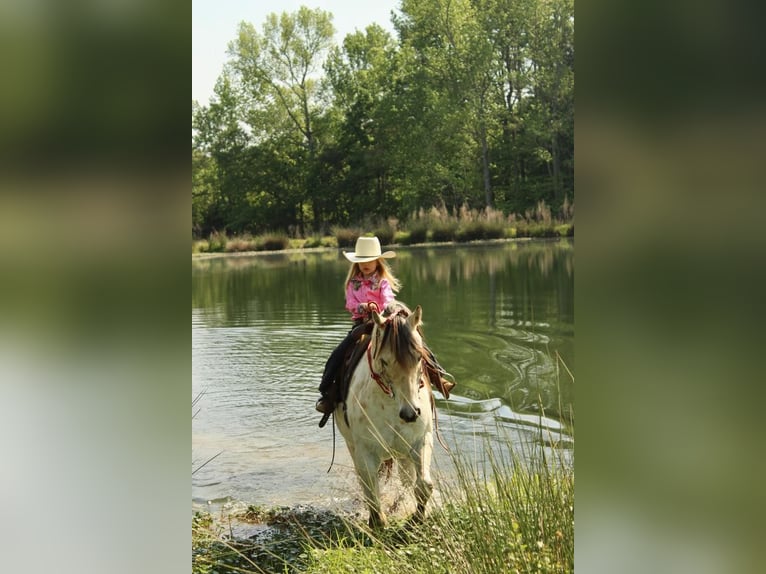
<box><xmin>367</xmin><ymin>302</ymin><xmax>379</xmax><ymax>313</ymax></box>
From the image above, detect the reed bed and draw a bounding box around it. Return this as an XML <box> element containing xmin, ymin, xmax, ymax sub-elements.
<box><xmin>192</xmin><ymin>201</ymin><xmax>574</xmax><ymax>253</ymax></box>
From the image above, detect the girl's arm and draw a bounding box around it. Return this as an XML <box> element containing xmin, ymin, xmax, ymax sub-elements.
<box><xmin>345</xmin><ymin>281</ymin><xmax>365</xmax><ymax>315</ymax></box>
<box><xmin>378</xmin><ymin>279</ymin><xmax>395</xmax><ymax>308</ymax></box>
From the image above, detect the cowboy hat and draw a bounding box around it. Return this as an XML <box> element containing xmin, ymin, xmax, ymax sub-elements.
<box><xmin>343</xmin><ymin>236</ymin><xmax>396</xmax><ymax>263</ymax></box>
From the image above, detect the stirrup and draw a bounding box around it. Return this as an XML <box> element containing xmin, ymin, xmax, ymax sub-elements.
<box><xmin>318</xmin><ymin>411</ymin><xmax>332</xmax><ymax>428</ymax></box>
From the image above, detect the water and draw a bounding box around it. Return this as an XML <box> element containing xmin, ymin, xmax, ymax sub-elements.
<box><xmin>192</xmin><ymin>239</ymin><xmax>574</xmax><ymax>512</ymax></box>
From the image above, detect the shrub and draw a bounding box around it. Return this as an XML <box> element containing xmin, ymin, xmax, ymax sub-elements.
<box><xmin>403</xmin><ymin>222</ymin><xmax>428</xmax><ymax>245</ymax></box>
<box><xmin>225</xmin><ymin>235</ymin><xmax>257</xmax><ymax>252</ymax></box>
<box><xmin>260</xmin><ymin>234</ymin><xmax>290</xmax><ymax>251</ymax></box>
<box><xmin>207</xmin><ymin>231</ymin><xmax>227</xmax><ymax>252</ymax></box>
<box><xmin>483</xmin><ymin>222</ymin><xmax>506</xmax><ymax>239</ymax></box>
<box><xmin>431</xmin><ymin>221</ymin><xmax>459</xmax><ymax>243</ymax></box>
<box><xmin>526</xmin><ymin>224</ymin><xmax>557</xmax><ymax>238</ymax></box>
<box><xmin>192</xmin><ymin>240</ymin><xmax>209</xmax><ymax>254</ymax></box>
<box><xmin>372</xmin><ymin>225</ymin><xmax>395</xmax><ymax>247</ymax></box>
<box><xmin>333</xmin><ymin>227</ymin><xmax>360</xmax><ymax>248</ymax></box>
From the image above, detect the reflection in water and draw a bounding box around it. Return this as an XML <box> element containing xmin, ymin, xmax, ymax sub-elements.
<box><xmin>192</xmin><ymin>239</ymin><xmax>573</xmax><ymax>512</ymax></box>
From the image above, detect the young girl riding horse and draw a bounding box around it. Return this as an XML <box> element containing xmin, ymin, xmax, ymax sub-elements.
<box><xmin>316</xmin><ymin>235</ymin><xmax>454</xmax><ymax>427</ymax></box>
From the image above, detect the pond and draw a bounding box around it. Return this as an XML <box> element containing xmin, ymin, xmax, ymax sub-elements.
<box><xmin>192</xmin><ymin>238</ymin><xmax>574</xmax><ymax>513</ymax></box>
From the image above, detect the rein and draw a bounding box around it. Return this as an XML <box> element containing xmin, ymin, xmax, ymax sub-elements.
<box><xmin>367</xmin><ymin>344</ymin><xmax>394</xmax><ymax>397</ymax></box>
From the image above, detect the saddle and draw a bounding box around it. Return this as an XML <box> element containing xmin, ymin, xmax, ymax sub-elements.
<box><xmin>338</xmin><ymin>322</ymin><xmax>374</xmax><ymax>404</ymax></box>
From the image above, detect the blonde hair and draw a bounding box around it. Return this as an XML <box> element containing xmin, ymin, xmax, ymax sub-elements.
<box><xmin>345</xmin><ymin>258</ymin><xmax>401</xmax><ymax>294</ymax></box>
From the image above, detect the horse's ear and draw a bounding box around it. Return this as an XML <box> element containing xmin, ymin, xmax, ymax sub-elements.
<box><xmin>372</xmin><ymin>310</ymin><xmax>386</xmax><ymax>327</ymax></box>
<box><xmin>407</xmin><ymin>305</ymin><xmax>422</xmax><ymax>328</ymax></box>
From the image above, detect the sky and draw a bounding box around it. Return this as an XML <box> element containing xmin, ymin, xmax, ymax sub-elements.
<box><xmin>192</xmin><ymin>0</ymin><xmax>400</xmax><ymax>105</ymax></box>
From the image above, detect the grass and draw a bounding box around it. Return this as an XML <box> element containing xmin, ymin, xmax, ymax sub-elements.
<box><xmin>192</xmin><ymin>200</ymin><xmax>574</xmax><ymax>253</ymax></box>
<box><xmin>192</xmin><ymin>427</ymin><xmax>574</xmax><ymax>574</ymax></box>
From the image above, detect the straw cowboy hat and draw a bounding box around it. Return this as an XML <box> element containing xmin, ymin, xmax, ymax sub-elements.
<box><xmin>343</xmin><ymin>236</ymin><xmax>396</xmax><ymax>263</ymax></box>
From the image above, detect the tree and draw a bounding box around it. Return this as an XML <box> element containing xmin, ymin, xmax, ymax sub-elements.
<box><xmin>192</xmin><ymin>76</ymin><xmax>252</xmax><ymax>235</ymax></box>
<box><xmin>227</xmin><ymin>7</ymin><xmax>335</xmax><ymax>231</ymax></box>
<box><xmin>529</xmin><ymin>0</ymin><xmax>574</xmax><ymax>203</ymax></box>
<box><xmin>324</xmin><ymin>24</ymin><xmax>404</xmax><ymax>223</ymax></box>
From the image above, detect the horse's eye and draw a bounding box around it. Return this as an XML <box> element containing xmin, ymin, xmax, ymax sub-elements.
<box><xmin>380</xmin><ymin>359</ymin><xmax>388</xmax><ymax>369</ymax></box>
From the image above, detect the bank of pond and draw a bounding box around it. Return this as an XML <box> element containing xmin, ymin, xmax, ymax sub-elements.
<box><xmin>193</xmin><ymin>447</ymin><xmax>574</xmax><ymax>574</ymax></box>
<box><xmin>192</xmin><ymin>204</ymin><xmax>574</xmax><ymax>255</ymax></box>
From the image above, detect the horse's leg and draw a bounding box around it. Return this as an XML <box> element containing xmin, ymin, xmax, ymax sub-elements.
<box><xmin>411</xmin><ymin>434</ymin><xmax>434</xmax><ymax>522</ymax></box>
<box><xmin>396</xmin><ymin>456</ymin><xmax>418</xmax><ymax>516</ymax></box>
<box><xmin>353</xmin><ymin>451</ymin><xmax>387</xmax><ymax>529</ymax></box>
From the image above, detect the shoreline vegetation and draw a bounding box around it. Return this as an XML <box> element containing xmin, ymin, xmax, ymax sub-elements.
<box><xmin>192</xmin><ymin>431</ymin><xmax>574</xmax><ymax>574</ymax></box>
<box><xmin>192</xmin><ymin>201</ymin><xmax>573</xmax><ymax>256</ymax></box>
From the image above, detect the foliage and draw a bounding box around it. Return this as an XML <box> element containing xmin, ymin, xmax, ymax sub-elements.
<box><xmin>371</xmin><ymin>223</ymin><xmax>396</xmax><ymax>246</ymax></box>
<box><xmin>192</xmin><ymin>199</ymin><xmax>574</xmax><ymax>253</ymax></box>
<box><xmin>430</xmin><ymin>220</ymin><xmax>459</xmax><ymax>243</ymax></box>
<box><xmin>260</xmin><ymin>233</ymin><xmax>291</xmax><ymax>251</ymax></box>
<box><xmin>191</xmin><ymin>434</ymin><xmax>574</xmax><ymax>574</ymax></box>
<box><xmin>332</xmin><ymin>226</ymin><xmax>361</xmax><ymax>248</ymax></box>
<box><xmin>192</xmin><ymin>1</ymin><xmax>573</xmax><ymax>237</ymax></box>
<box><xmin>401</xmin><ymin>221</ymin><xmax>428</xmax><ymax>245</ymax></box>
<box><xmin>207</xmin><ymin>231</ymin><xmax>228</xmax><ymax>253</ymax></box>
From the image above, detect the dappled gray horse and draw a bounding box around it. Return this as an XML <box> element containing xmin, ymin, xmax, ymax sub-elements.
<box><xmin>335</xmin><ymin>302</ymin><xmax>434</xmax><ymax>528</ymax></box>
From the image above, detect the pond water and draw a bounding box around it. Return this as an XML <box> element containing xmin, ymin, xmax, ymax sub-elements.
<box><xmin>192</xmin><ymin>239</ymin><xmax>574</xmax><ymax>513</ymax></box>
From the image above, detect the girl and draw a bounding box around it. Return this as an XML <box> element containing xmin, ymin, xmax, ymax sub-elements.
<box><xmin>316</xmin><ymin>236</ymin><xmax>399</xmax><ymax>424</ymax></box>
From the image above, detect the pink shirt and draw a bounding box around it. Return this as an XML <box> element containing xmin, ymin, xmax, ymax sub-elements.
<box><xmin>345</xmin><ymin>272</ymin><xmax>394</xmax><ymax>320</ymax></box>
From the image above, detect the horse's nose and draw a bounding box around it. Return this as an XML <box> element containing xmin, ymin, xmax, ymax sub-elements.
<box><xmin>399</xmin><ymin>405</ymin><xmax>420</xmax><ymax>423</ymax></box>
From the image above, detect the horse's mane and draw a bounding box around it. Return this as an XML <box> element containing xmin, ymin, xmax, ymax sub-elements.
<box><xmin>379</xmin><ymin>301</ymin><xmax>423</xmax><ymax>370</ymax></box>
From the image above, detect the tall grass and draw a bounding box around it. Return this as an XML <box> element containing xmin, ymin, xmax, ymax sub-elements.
<box><xmin>301</xmin><ymin>430</ymin><xmax>574</xmax><ymax>574</ymax></box>
<box><xmin>192</xmin><ymin>201</ymin><xmax>574</xmax><ymax>253</ymax></box>
<box><xmin>193</xmin><ymin>423</ymin><xmax>574</xmax><ymax>574</ymax></box>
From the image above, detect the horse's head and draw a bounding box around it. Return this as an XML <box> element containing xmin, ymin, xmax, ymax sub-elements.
<box><xmin>370</xmin><ymin>302</ymin><xmax>425</xmax><ymax>423</ymax></box>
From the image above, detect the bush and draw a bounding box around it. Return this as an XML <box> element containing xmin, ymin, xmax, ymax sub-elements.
<box><xmin>207</xmin><ymin>231</ymin><xmax>227</xmax><ymax>252</ymax></box>
<box><xmin>333</xmin><ymin>227</ymin><xmax>360</xmax><ymax>248</ymax></box>
<box><xmin>260</xmin><ymin>233</ymin><xmax>290</xmax><ymax>251</ymax></box>
<box><xmin>402</xmin><ymin>222</ymin><xmax>428</xmax><ymax>245</ymax></box>
<box><xmin>525</xmin><ymin>224</ymin><xmax>557</xmax><ymax>238</ymax></box>
<box><xmin>192</xmin><ymin>240</ymin><xmax>209</xmax><ymax>254</ymax></box>
<box><xmin>225</xmin><ymin>235</ymin><xmax>257</xmax><ymax>252</ymax></box>
<box><xmin>303</xmin><ymin>236</ymin><xmax>323</xmax><ymax>248</ymax></box>
<box><xmin>372</xmin><ymin>225</ymin><xmax>395</xmax><ymax>247</ymax></box>
<box><xmin>430</xmin><ymin>221</ymin><xmax>459</xmax><ymax>243</ymax></box>
<box><xmin>483</xmin><ymin>222</ymin><xmax>506</xmax><ymax>239</ymax></box>
<box><xmin>456</xmin><ymin>221</ymin><xmax>486</xmax><ymax>242</ymax></box>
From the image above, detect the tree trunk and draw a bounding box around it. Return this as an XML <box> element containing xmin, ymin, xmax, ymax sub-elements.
<box><xmin>551</xmin><ymin>133</ymin><xmax>562</xmax><ymax>201</ymax></box>
<box><xmin>481</xmin><ymin>127</ymin><xmax>493</xmax><ymax>209</ymax></box>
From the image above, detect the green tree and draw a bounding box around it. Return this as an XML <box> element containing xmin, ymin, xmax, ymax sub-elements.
<box><xmin>529</xmin><ymin>0</ymin><xmax>574</xmax><ymax>204</ymax></box>
<box><xmin>395</xmin><ymin>0</ymin><xmax>501</xmax><ymax>211</ymax></box>
<box><xmin>324</xmin><ymin>24</ymin><xmax>405</xmax><ymax>223</ymax></box>
<box><xmin>227</xmin><ymin>6</ymin><xmax>335</xmax><ymax>232</ymax></box>
<box><xmin>192</xmin><ymin>76</ymin><xmax>252</xmax><ymax>235</ymax></box>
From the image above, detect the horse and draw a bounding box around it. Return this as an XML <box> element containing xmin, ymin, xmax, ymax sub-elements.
<box><xmin>334</xmin><ymin>301</ymin><xmax>434</xmax><ymax>529</ymax></box>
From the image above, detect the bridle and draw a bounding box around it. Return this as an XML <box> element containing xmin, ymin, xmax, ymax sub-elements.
<box><xmin>366</xmin><ymin>344</ymin><xmax>393</xmax><ymax>396</ymax></box>
<box><xmin>366</xmin><ymin>310</ymin><xmax>424</xmax><ymax>397</ymax></box>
